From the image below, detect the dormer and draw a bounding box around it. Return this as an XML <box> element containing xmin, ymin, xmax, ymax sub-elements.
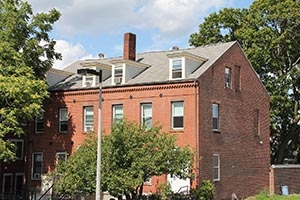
<box><xmin>167</xmin><ymin>51</ymin><xmax>207</xmax><ymax>80</ymax></box>
<box><xmin>111</xmin><ymin>59</ymin><xmax>148</xmax><ymax>85</ymax></box>
<box><xmin>80</xmin><ymin>61</ymin><xmax>112</xmax><ymax>87</ymax></box>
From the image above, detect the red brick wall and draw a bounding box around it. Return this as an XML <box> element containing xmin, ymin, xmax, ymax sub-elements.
<box><xmin>270</xmin><ymin>165</ymin><xmax>300</xmax><ymax>195</ymax></box>
<box><xmin>198</xmin><ymin>43</ymin><xmax>270</xmax><ymax>199</ymax></box>
<box><xmin>27</xmin><ymin>82</ymin><xmax>199</xmax><ymax>191</ymax></box>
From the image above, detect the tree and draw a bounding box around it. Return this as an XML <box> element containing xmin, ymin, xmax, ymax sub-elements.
<box><xmin>0</xmin><ymin>0</ymin><xmax>61</xmax><ymax>161</ymax></box>
<box><xmin>189</xmin><ymin>0</ymin><xmax>300</xmax><ymax>164</ymax></box>
<box><xmin>53</xmin><ymin>120</ymin><xmax>194</xmax><ymax>199</ymax></box>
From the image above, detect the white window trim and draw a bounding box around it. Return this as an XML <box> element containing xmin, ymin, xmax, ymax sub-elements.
<box><xmin>59</xmin><ymin>108</ymin><xmax>68</xmax><ymax>133</ymax></box>
<box><xmin>84</xmin><ymin>106</ymin><xmax>94</xmax><ymax>132</ymax></box>
<box><xmin>35</xmin><ymin>112</ymin><xmax>44</xmax><ymax>133</ymax></box>
<box><xmin>213</xmin><ymin>154</ymin><xmax>220</xmax><ymax>181</ymax></box>
<box><xmin>15</xmin><ymin>173</ymin><xmax>24</xmax><ymax>195</ymax></box>
<box><xmin>112</xmin><ymin>104</ymin><xmax>123</xmax><ymax>121</ymax></box>
<box><xmin>212</xmin><ymin>103</ymin><xmax>219</xmax><ymax>131</ymax></box>
<box><xmin>141</xmin><ymin>103</ymin><xmax>152</xmax><ymax>129</ymax></box>
<box><xmin>2</xmin><ymin>173</ymin><xmax>13</xmax><ymax>194</ymax></box>
<box><xmin>82</xmin><ymin>67</ymin><xmax>97</xmax><ymax>87</ymax></box>
<box><xmin>171</xmin><ymin>101</ymin><xmax>184</xmax><ymax>130</ymax></box>
<box><xmin>32</xmin><ymin>152</ymin><xmax>43</xmax><ymax>180</ymax></box>
<box><xmin>112</xmin><ymin>64</ymin><xmax>125</xmax><ymax>85</ymax></box>
<box><xmin>9</xmin><ymin>139</ymin><xmax>24</xmax><ymax>160</ymax></box>
<box><xmin>169</xmin><ymin>57</ymin><xmax>185</xmax><ymax>80</ymax></box>
<box><xmin>225</xmin><ymin>67</ymin><xmax>231</xmax><ymax>88</ymax></box>
<box><xmin>56</xmin><ymin>152</ymin><xmax>68</xmax><ymax>163</ymax></box>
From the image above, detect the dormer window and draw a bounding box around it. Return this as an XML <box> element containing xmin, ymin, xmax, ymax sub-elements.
<box><xmin>172</xmin><ymin>59</ymin><xmax>183</xmax><ymax>79</ymax></box>
<box><xmin>81</xmin><ymin>67</ymin><xmax>97</xmax><ymax>87</ymax></box>
<box><xmin>114</xmin><ymin>65</ymin><xmax>123</xmax><ymax>84</ymax></box>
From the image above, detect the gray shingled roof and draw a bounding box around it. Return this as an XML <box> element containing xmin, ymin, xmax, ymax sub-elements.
<box><xmin>49</xmin><ymin>41</ymin><xmax>236</xmax><ymax>91</ymax></box>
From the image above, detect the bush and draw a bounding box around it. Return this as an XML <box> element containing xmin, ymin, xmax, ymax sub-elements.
<box><xmin>191</xmin><ymin>180</ymin><xmax>214</xmax><ymax>200</ymax></box>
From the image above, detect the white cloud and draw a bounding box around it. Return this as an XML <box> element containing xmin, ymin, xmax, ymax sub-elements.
<box><xmin>53</xmin><ymin>40</ymin><xmax>94</xmax><ymax>69</ymax></box>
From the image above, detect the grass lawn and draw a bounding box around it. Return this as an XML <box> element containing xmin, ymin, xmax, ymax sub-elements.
<box><xmin>246</xmin><ymin>193</ymin><xmax>300</xmax><ymax>200</ymax></box>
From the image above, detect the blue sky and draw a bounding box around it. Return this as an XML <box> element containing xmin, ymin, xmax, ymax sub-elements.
<box><xmin>27</xmin><ymin>0</ymin><xmax>254</xmax><ymax>69</ymax></box>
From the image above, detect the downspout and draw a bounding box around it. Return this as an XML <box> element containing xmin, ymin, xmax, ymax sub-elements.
<box><xmin>194</xmin><ymin>79</ymin><xmax>200</xmax><ymax>187</ymax></box>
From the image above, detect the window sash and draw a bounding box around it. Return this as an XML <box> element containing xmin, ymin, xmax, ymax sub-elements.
<box><xmin>172</xmin><ymin>101</ymin><xmax>184</xmax><ymax>129</ymax></box>
<box><xmin>172</xmin><ymin>59</ymin><xmax>182</xmax><ymax>79</ymax></box>
<box><xmin>84</xmin><ymin>107</ymin><xmax>94</xmax><ymax>132</ymax></box>
<box><xmin>56</xmin><ymin>152</ymin><xmax>68</xmax><ymax>163</ymax></box>
<box><xmin>59</xmin><ymin>108</ymin><xmax>68</xmax><ymax>132</ymax></box>
<box><xmin>35</xmin><ymin>112</ymin><xmax>44</xmax><ymax>133</ymax></box>
<box><xmin>141</xmin><ymin>103</ymin><xmax>152</xmax><ymax>129</ymax></box>
<box><xmin>32</xmin><ymin>153</ymin><xmax>43</xmax><ymax>180</ymax></box>
<box><xmin>213</xmin><ymin>154</ymin><xmax>220</xmax><ymax>181</ymax></box>
<box><xmin>10</xmin><ymin>140</ymin><xmax>23</xmax><ymax>160</ymax></box>
<box><xmin>212</xmin><ymin>104</ymin><xmax>219</xmax><ymax>130</ymax></box>
<box><xmin>113</xmin><ymin>105</ymin><xmax>123</xmax><ymax>121</ymax></box>
<box><xmin>225</xmin><ymin>67</ymin><xmax>231</xmax><ymax>88</ymax></box>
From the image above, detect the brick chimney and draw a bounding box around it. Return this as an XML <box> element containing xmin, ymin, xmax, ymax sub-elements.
<box><xmin>123</xmin><ymin>32</ymin><xmax>136</xmax><ymax>61</ymax></box>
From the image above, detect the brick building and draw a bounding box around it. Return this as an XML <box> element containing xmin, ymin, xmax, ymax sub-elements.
<box><xmin>0</xmin><ymin>33</ymin><xmax>270</xmax><ymax>199</ymax></box>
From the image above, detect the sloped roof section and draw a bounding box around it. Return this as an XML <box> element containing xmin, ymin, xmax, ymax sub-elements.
<box><xmin>50</xmin><ymin>41</ymin><xmax>236</xmax><ymax>91</ymax></box>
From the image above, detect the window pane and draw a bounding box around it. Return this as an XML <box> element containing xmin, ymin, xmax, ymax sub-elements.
<box><xmin>36</xmin><ymin>113</ymin><xmax>44</xmax><ymax>133</ymax></box>
<box><xmin>59</xmin><ymin>108</ymin><xmax>68</xmax><ymax>132</ymax></box>
<box><xmin>172</xmin><ymin>59</ymin><xmax>182</xmax><ymax>79</ymax></box>
<box><xmin>84</xmin><ymin>107</ymin><xmax>94</xmax><ymax>131</ymax></box>
<box><xmin>212</xmin><ymin>104</ymin><xmax>219</xmax><ymax>130</ymax></box>
<box><xmin>32</xmin><ymin>153</ymin><xmax>43</xmax><ymax>180</ymax></box>
<box><xmin>172</xmin><ymin>101</ymin><xmax>184</xmax><ymax>129</ymax></box>
<box><xmin>141</xmin><ymin>103</ymin><xmax>152</xmax><ymax>129</ymax></box>
<box><xmin>225</xmin><ymin>67</ymin><xmax>231</xmax><ymax>88</ymax></box>
<box><xmin>113</xmin><ymin>105</ymin><xmax>123</xmax><ymax>121</ymax></box>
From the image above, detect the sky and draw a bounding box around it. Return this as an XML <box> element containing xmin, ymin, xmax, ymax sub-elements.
<box><xmin>26</xmin><ymin>0</ymin><xmax>254</xmax><ymax>69</ymax></box>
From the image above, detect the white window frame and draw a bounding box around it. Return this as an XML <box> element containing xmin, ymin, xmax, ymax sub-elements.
<box><xmin>112</xmin><ymin>104</ymin><xmax>123</xmax><ymax>122</ymax></box>
<box><xmin>10</xmin><ymin>139</ymin><xmax>24</xmax><ymax>160</ymax></box>
<box><xmin>82</xmin><ymin>67</ymin><xmax>97</xmax><ymax>87</ymax></box>
<box><xmin>171</xmin><ymin>101</ymin><xmax>184</xmax><ymax>129</ymax></box>
<box><xmin>59</xmin><ymin>108</ymin><xmax>68</xmax><ymax>133</ymax></box>
<box><xmin>15</xmin><ymin>173</ymin><xmax>24</xmax><ymax>196</ymax></box>
<box><xmin>84</xmin><ymin>106</ymin><xmax>94</xmax><ymax>132</ymax></box>
<box><xmin>141</xmin><ymin>103</ymin><xmax>152</xmax><ymax>129</ymax></box>
<box><xmin>225</xmin><ymin>67</ymin><xmax>231</xmax><ymax>88</ymax></box>
<box><xmin>32</xmin><ymin>152</ymin><xmax>43</xmax><ymax>180</ymax></box>
<box><xmin>35</xmin><ymin>112</ymin><xmax>44</xmax><ymax>133</ymax></box>
<box><xmin>212</xmin><ymin>103</ymin><xmax>219</xmax><ymax>131</ymax></box>
<box><xmin>213</xmin><ymin>154</ymin><xmax>220</xmax><ymax>181</ymax></box>
<box><xmin>113</xmin><ymin>65</ymin><xmax>124</xmax><ymax>85</ymax></box>
<box><xmin>56</xmin><ymin>152</ymin><xmax>68</xmax><ymax>163</ymax></box>
<box><xmin>2</xmin><ymin>173</ymin><xmax>13</xmax><ymax>195</ymax></box>
<box><xmin>169</xmin><ymin>58</ymin><xmax>185</xmax><ymax>79</ymax></box>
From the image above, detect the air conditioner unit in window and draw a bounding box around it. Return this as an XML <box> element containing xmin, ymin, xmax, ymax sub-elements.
<box><xmin>114</xmin><ymin>77</ymin><xmax>122</xmax><ymax>84</ymax></box>
<box><xmin>84</xmin><ymin>81</ymin><xmax>93</xmax><ymax>87</ymax></box>
<box><xmin>85</xmin><ymin>126</ymin><xmax>94</xmax><ymax>132</ymax></box>
<box><xmin>34</xmin><ymin>173</ymin><xmax>41</xmax><ymax>179</ymax></box>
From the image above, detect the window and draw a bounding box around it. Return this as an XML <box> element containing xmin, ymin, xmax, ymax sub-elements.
<box><xmin>213</xmin><ymin>154</ymin><xmax>220</xmax><ymax>181</ymax></box>
<box><xmin>171</xmin><ymin>101</ymin><xmax>184</xmax><ymax>129</ymax></box>
<box><xmin>15</xmin><ymin>173</ymin><xmax>24</xmax><ymax>196</ymax></box>
<box><xmin>172</xmin><ymin>59</ymin><xmax>182</xmax><ymax>79</ymax></box>
<box><xmin>10</xmin><ymin>139</ymin><xmax>24</xmax><ymax>160</ymax></box>
<box><xmin>141</xmin><ymin>103</ymin><xmax>152</xmax><ymax>129</ymax></box>
<box><xmin>212</xmin><ymin>103</ymin><xmax>219</xmax><ymax>131</ymax></box>
<box><xmin>35</xmin><ymin>112</ymin><xmax>44</xmax><ymax>133</ymax></box>
<box><xmin>254</xmin><ymin>109</ymin><xmax>260</xmax><ymax>136</ymax></box>
<box><xmin>225</xmin><ymin>67</ymin><xmax>231</xmax><ymax>88</ymax></box>
<box><xmin>84</xmin><ymin>106</ymin><xmax>94</xmax><ymax>132</ymax></box>
<box><xmin>83</xmin><ymin>76</ymin><xmax>95</xmax><ymax>87</ymax></box>
<box><xmin>114</xmin><ymin>65</ymin><xmax>123</xmax><ymax>84</ymax></box>
<box><xmin>56</xmin><ymin>152</ymin><xmax>68</xmax><ymax>163</ymax></box>
<box><xmin>113</xmin><ymin>105</ymin><xmax>123</xmax><ymax>122</ymax></box>
<box><xmin>234</xmin><ymin>66</ymin><xmax>241</xmax><ymax>91</ymax></box>
<box><xmin>2</xmin><ymin>173</ymin><xmax>13</xmax><ymax>195</ymax></box>
<box><xmin>32</xmin><ymin>152</ymin><xmax>43</xmax><ymax>180</ymax></box>
<box><xmin>59</xmin><ymin>108</ymin><xmax>68</xmax><ymax>133</ymax></box>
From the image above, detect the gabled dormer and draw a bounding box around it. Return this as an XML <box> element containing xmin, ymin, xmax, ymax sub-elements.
<box><xmin>167</xmin><ymin>51</ymin><xmax>207</xmax><ymax>80</ymax></box>
<box><xmin>80</xmin><ymin>61</ymin><xmax>112</xmax><ymax>87</ymax></box>
<box><xmin>111</xmin><ymin>59</ymin><xmax>148</xmax><ymax>85</ymax></box>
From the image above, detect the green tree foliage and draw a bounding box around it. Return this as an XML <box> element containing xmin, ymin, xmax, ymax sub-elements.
<box><xmin>189</xmin><ymin>0</ymin><xmax>300</xmax><ymax>164</ymax></box>
<box><xmin>53</xmin><ymin>120</ymin><xmax>194</xmax><ymax>199</ymax></box>
<box><xmin>0</xmin><ymin>0</ymin><xmax>61</xmax><ymax>161</ymax></box>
